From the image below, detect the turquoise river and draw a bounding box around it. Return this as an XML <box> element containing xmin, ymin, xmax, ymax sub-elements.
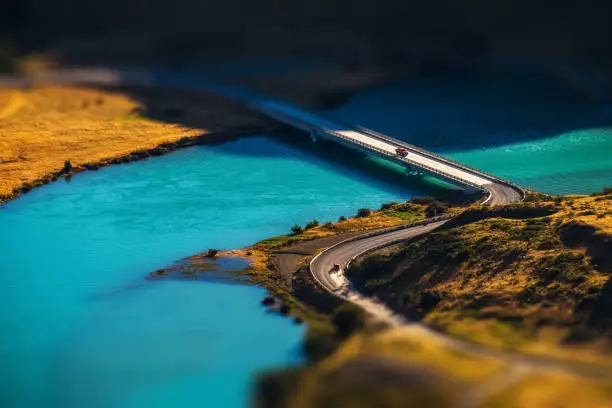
<box><xmin>1</xmin><ymin>74</ymin><xmax>611</xmax><ymax>408</ymax></box>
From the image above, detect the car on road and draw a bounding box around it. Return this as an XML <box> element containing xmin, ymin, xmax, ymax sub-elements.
<box><xmin>395</xmin><ymin>147</ymin><xmax>408</xmax><ymax>157</ymax></box>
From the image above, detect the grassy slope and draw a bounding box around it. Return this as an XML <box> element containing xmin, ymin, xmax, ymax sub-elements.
<box><xmin>258</xmin><ymin>194</ymin><xmax>612</xmax><ymax>408</ymax></box>
<box><xmin>0</xmin><ymin>84</ymin><xmax>265</xmax><ymax>201</ymax></box>
<box><xmin>348</xmin><ymin>193</ymin><xmax>612</xmax><ymax>364</ymax></box>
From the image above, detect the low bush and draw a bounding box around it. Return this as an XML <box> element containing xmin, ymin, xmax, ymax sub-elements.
<box><xmin>425</xmin><ymin>201</ymin><xmax>448</xmax><ymax>217</ymax></box>
<box><xmin>380</xmin><ymin>202</ymin><xmax>397</xmax><ymax>210</ymax></box>
<box><xmin>290</xmin><ymin>224</ymin><xmax>303</xmax><ymax>235</ymax></box>
<box><xmin>305</xmin><ymin>220</ymin><xmax>319</xmax><ymax>230</ymax></box>
<box><xmin>356</xmin><ymin>208</ymin><xmax>371</xmax><ymax>218</ymax></box>
<box><xmin>592</xmin><ymin>186</ymin><xmax>612</xmax><ymax>196</ymax></box>
<box><xmin>338</xmin><ymin>216</ymin><xmax>347</xmax><ymax>222</ymax></box>
<box><xmin>411</xmin><ymin>196</ymin><xmax>436</xmax><ymax>205</ymax></box>
<box><xmin>63</xmin><ymin>160</ymin><xmax>73</xmax><ymax>173</ymax></box>
<box><xmin>206</xmin><ymin>248</ymin><xmax>219</xmax><ymax>258</ymax></box>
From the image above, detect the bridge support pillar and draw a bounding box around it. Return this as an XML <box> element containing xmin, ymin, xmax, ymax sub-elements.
<box><xmin>404</xmin><ymin>166</ymin><xmax>425</xmax><ymax>177</ymax></box>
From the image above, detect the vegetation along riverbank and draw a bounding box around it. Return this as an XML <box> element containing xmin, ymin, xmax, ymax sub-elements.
<box><xmin>0</xmin><ymin>84</ymin><xmax>276</xmax><ymax>204</ymax></box>
<box><xmin>3</xmin><ymin>81</ymin><xmax>611</xmax><ymax>407</ymax></box>
<box><xmin>161</xmin><ymin>188</ymin><xmax>612</xmax><ymax>407</ymax></box>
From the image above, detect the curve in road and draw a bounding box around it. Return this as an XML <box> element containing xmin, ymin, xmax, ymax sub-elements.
<box><xmin>309</xmin><ymin>218</ymin><xmax>612</xmax><ymax>378</ymax></box>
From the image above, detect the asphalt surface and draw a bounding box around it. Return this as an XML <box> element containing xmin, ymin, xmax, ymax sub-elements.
<box><xmin>308</xmin><ymin>219</ymin><xmax>612</xmax><ymax>378</ymax></box>
<box><xmin>483</xmin><ymin>183</ymin><xmax>524</xmax><ymax>206</ymax></box>
<box><xmin>310</xmin><ymin>221</ymin><xmax>447</xmax><ymax>293</ymax></box>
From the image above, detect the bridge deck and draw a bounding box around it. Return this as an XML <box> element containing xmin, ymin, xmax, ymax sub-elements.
<box><xmin>257</xmin><ymin>101</ymin><xmax>492</xmax><ymax>189</ymax></box>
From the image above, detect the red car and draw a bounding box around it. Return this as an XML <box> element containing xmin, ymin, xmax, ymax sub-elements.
<box><xmin>395</xmin><ymin>147</ymin><xmax>408</xmax><ymax>157</ymax></box>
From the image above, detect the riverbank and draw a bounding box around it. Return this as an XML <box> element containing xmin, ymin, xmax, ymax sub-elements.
<box><xmin>345</xmin><ymin>192</ymin><xmax>612</xmax><ymax>364</ymax></box>
<box><xmin>3</xmin><ymin>79</ymin><xmax>610</xmax><ymax>407</ymax></box>
<box><xmin>0</xmin><ymin>84</ymin><xmax>276</xmax><ymax>203</ymax></box>
<box><xmin>149</xmin><ymin>199</ymin><xmax>449</xmax><ymax>323</ymax></box>
<box><xmin>235</xmin><ymin>192</ymin><xmax>612</xmax><ymax>408</ymax></box>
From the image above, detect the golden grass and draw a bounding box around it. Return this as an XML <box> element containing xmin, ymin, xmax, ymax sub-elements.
<box><xmin>0</xmin><ymin>84</ymin><xmax>264</xmax><ymax>200</ymax></box>
<box><xmin>276</xmin><ymin>323</ymin><xmax>612</xmax><ymax>408</ymax></box>
<box><xmin>355</xmin><ymin>194</ymin><xmax>612</xmax><ymax>365</ymax></box>
<box><xmin>346</xmin><ymin>326</ymin><xmax>507</xmax><ymax>382</ymax></box>
<box><xmin>484</xmin><ymin>371</ymin><xmax>612</xmax><ymax>408</ymax></box>
<box><xmin>560</xmin><ymin>195</ymin><xmax>612</xmax><ymax>233</ymax></box>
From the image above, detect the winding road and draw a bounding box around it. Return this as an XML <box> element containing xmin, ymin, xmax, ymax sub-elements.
<box><xmin>311</xmin><ymin>220</ymin><xmax>447</xmax><ymax>303</ymax></box>
<box><xmin>308</xmin><ymin>217</ymin><xmax>612</xmax><ymax>382</ymax></box>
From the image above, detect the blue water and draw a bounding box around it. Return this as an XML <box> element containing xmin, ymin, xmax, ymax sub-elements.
<box><xmin>0</xmin><ymin>135</ymin><xmax>424</xmax><ymax>408</ymax></box>
<box><xmin>327</xmin><ymin>74</ymin><xmax>612</xmax><ymax>194</ymax></box>
<box><xmin>3</xmin><ymin>70</ymin><xmax>612</xmax><ymax>408</ymax></box>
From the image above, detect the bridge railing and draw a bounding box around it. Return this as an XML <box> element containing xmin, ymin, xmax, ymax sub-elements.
<box><xmin>324</xmin><ymin>129</ymin><xmax>486</xmax><ymax>191</ymax></box>
<box><xmin>258</xmin><ymin>105</ymin><xmax>497</xmax><ymax>193</ymax></box>
<box><xmin>351</xmin><ymin>125</ymin><xmax>525</xmax><ymax>200</ymax></box>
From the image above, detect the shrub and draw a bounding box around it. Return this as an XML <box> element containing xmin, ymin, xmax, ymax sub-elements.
<box><xmin>356</xmin><ymin>208</ymin><xmax>371</xmax><ymax>218</ymax></box>
<box><xmin>410</xmin><ymin>196</ymin><xmax>436</xmax><ymax>205</ymax></box>
<box><xmin>338</xmin><ymin>216</ymin><xmax>347</xmax><ymax>222</ymax></box>
<box><xmin>380</xmin><ymin>202</ymin><xmax>397</xmax><ymax>211</ymax></box>
<box><xmin>332</xmin><ymin>303</ymin><xmax>366</xmax><ymax>338</ymax></box>
<box><xmin>206</xmin><ymin>248</ymin><xmax>219</xmax><ymax>258</ymax></box>
<box><xmin>304</xmin><ymin>220</ymin><xmax>319</xmax><ymax>230</ymax></box>
<box><xmin>63</xmin><ymin>160</ymin><xmax>73</xmax><ymax>173</ymax></box>
<box><xmin>290</xmin><ymin>224</ymin><xmax>303</xmax><ymax>235</ymax></box>
<box><xmin>425</xmin><ymin>201</ymin><xmax>448</xmax><ymax>217</ymax></box>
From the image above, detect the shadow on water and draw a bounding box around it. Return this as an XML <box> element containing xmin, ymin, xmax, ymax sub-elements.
<box><xmin>323</xmin><ymin>72</ymin><xmax>612</xmax><ymax>154</ymax></box>
<box><xmin>138</xmin><ymin>69</ymin><xmax>612</xmax><ymax>155</ymax></box>
<box><xmin>86</xmin><ymin>83</ymin><xmax>461</xmax><ymax>200</ymax></box>
<box><xmin>100</xmin><ymin>69</ymin><xmax>612</xmax><ymax>193</ymax></box>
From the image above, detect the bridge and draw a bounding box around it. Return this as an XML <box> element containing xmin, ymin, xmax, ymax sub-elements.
<box><xmin>0</xmin><ymin>68</ymin><xmax>524</xmax><ymax>205</ymax></box>
<box><xmin>254</xmin><ymin>101</ymin><xmax>524</xmax><ymax>205</ymax></box>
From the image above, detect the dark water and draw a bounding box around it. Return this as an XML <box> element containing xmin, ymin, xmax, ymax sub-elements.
<box><xmin>327</xmin><ymin>74</ymin><xmax>612</xmax><ymax>194</ymax></box>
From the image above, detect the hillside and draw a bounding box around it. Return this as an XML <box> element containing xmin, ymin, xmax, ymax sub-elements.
<box><xmin>347</xmin><ymin>191</ymin><xmax>612</xmax><ymax>362</ymax></box>
<box><xmin>255</xmin><ymin>192</ymin><xmax>612</xmax><ymax>408</ymax></box>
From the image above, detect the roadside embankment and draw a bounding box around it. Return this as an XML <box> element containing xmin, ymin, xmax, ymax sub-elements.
<box><xmin>251</xmin><ymin>193</ymin><xmax>612</xmax><ymax>408</ymax></box>
<box><xmin>347</xmin><ymin>192</ymin><xmax>612</xmax><ymax>365</ymax></box>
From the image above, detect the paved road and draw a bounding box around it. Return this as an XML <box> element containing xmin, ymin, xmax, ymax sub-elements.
<box><xmin>311</xmin><ymin>221</ymin><xmax>446</xmax><ymax>294</ymax></box>
<box><xmin>309</xmin><ymin>219</ymin><xmax>612</xmax><ymax>379</ymax></box>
